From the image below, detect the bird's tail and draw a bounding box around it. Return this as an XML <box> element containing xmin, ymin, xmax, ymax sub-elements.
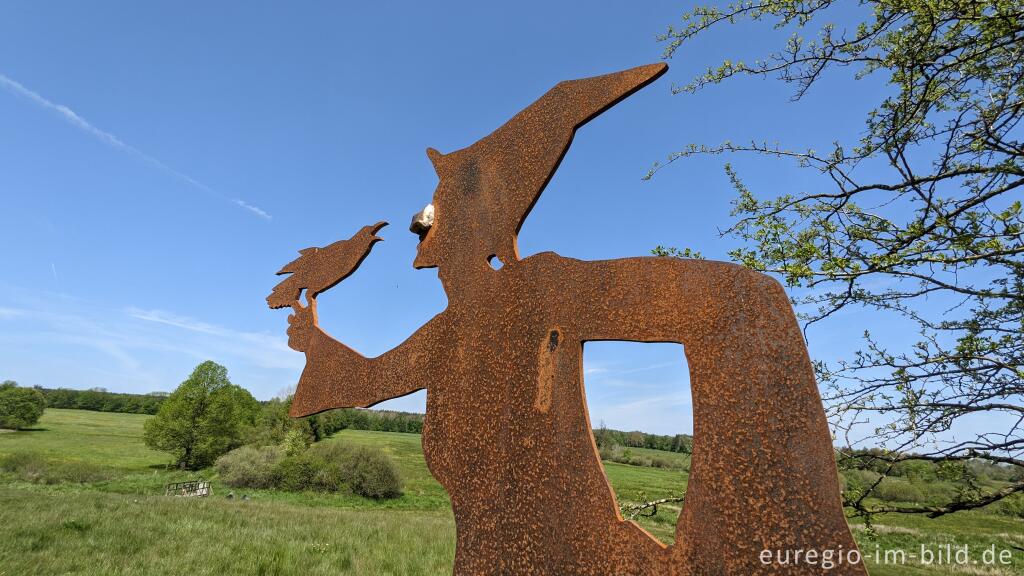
<box><xmin>266</xmin><ymin>275</ymin><xmax>302</xmax><ymax>309</ymax></box>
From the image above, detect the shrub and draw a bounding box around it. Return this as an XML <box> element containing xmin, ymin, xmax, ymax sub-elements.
<box><xmin>215</xmin><ymin>445</ymin><xmax>284</xmax><ymax>489</ymax></box>
<box><xmin>342</xmin><ymin>446</ymin><xmax>404</xmax><ymax>499</ymax></box>
<box><xmin>598</xmin><ymin>443</ymin><xmax>623</xmax><ymax>462</ymax></box>
<box><xmin>840</xmin><ymin>469</ymin><xmax>881</xmax><ymax>494</ymax></box>
<box><xmin>0</xmin><ymin>382</ymin><xmax>47</xmax><ymax>430</ymax></box>
<box><xmin>873</xmin><ymin>477</ymin><xmax>926</xmax><ymax>503</ymax></box>
<box><xmin>917</xmin><ymin>480</ymin><xmax>957</xmax><ymax>504</ymax></box>
<box><xmin>272</xmin><ymin>453</ymin><xmax>321</xmax><ymax>492</ymax></box>
<box><xmin>996</xmin><ymin>493</ymin><xmax>1024</xmax><ymax>519</ymax></box>
<box><xmin>0</xmin><ymin>452</ymin><xmax>112</xmax><ymax>484</ymax></box>
<box><xmin>281</xmin><ymin>429</ymin><xmax>310</xmax><ymax>457</ymax></box>
<box><xmin>216</xmin><ymin>439</ymin><xmax>402</xmax><ymax>498</ymax></box>
<box><xmin>305</xmin><ymin>441</ymin><xmax>351</xmax><ymax>491</ymax></box>
<box><xmin>270</xmin><ymin>442</ymin><xmax>348</xmax><ymax>492</ymax></box>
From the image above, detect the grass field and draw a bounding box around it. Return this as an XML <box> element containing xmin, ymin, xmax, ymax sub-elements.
<box><xmin>0</xmin><ymin>489</ymin><xmax>455</xmax><ymax>576</ymax></box>
<box><xmin>1</xmin><ymin>409</ymin><xmax>1021</xmax><ymax>575</ymax></box>
<box><xmin>622</xmin><ymin>446</ymin><xmax>691</xmax><ymax>469</ymax></box>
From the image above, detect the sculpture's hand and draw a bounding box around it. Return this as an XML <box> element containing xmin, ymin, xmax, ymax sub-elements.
<box><xmin>287</xmin><ymin>298</ymin><xmax>318</xmax><ymax>353</ymax></box>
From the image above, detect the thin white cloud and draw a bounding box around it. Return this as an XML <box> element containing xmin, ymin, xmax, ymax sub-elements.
<box><xmin>126</xmin><ymin>307</ymin><xmax>221</xmax><ymax>334</ymax></box>
<box><xmin>233</xmin><ymin>198</ymin><xmax>273</xmax><ymax>219</ymax></box>
<box><xmin>0</xmin><ymin>73</ymin><xmax>271</xmax><ymax>221</ymax></box>
<box><xmin>617</xmin><ymin>361</ymin><xmax>682</xmax><ymax>375</ymax></box>
<box><xmin>583</xmin><ymin>360</ymin><xmax>684</xmax><ymax>380</ymax></box>
<box><xmin>125</xmin><ymin>306</ymin><xmax>299</xmax><ymax>371</ymax></box>
<box><xmin>0</xmin><ymin>294</ymin><xmax>301</xmax><ymax>396</ymax></box>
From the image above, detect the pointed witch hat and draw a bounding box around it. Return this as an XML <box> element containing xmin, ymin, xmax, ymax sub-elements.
<box><xmin>415</xmin><ymin>63</ymin><xmax>668</xmax><ymax>270</ymax></box>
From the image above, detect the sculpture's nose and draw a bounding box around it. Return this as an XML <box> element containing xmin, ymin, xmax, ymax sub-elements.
<box><xmin>410</xmin><ymin>203</ymin><xmax>434</xmax><ymax>238</ymax></box>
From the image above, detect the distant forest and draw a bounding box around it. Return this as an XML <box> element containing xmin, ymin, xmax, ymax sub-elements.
<box><xmin>37</xmin><ymin>387</ymin><xmax>425</xmax><ymax>435</ymax></box>
<box><xmin>37</xmin><ymin>386</ymin><xmax>693</xmax><ymax>449</ymax></box>
<box><xmin>40</xmin><ymin>387</ymin><xmax>167</xmax><ymax>415</ymax></box>
<box><xmin>594</xmin><ymin>424</ymin><xmax>692</xmax><ymax>454</ymax></box>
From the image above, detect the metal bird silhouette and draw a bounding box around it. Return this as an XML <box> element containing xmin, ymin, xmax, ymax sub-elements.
<box><xmin>266</xmin><ymin>221</ymin><xmax>387</xmax><ymax>309</ymax></box>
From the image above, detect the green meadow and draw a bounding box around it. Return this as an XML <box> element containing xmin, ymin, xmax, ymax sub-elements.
<box><xmin>1</xmin><ymin>409</ymin><xmax>1021</xmax><ymax>575</ymax></box>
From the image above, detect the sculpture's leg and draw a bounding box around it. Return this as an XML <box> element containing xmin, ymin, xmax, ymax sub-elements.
<box><xmin>670</xmin><ymin>269</ymin><xmax>865</xmax><ymax>575</ymax></box>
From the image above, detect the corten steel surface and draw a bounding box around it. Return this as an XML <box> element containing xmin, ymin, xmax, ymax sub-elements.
<box><xmin>266</xmin><ymin>221</ymin><xmax>387</xmax><ymax>310</ymax></box>
<box><xmin>270</xmin><ymin>63</ymin><xmax>866</xmax><ymax>575</ymax></box>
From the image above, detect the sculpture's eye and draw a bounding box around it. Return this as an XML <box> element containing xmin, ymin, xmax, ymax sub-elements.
<box><xmin>410</xmin><ymin>203</ymin><xmax>434</xmax><ymax>240</ymax></box>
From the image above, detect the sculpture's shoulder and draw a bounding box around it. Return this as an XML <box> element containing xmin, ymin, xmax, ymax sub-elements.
<box><xmin>517</xmin><ymin>251</ymin><xmax>729</xmax><ymax>273</ymax></box>
<box><xmin>512</xmin><ymin>251</ymin><xmax>588</xmax><ymax>280</ymax></box>
<box><xmin>516</xmin><ymin>251</ymin><xmax>579</xmax><ymax>268</ymax></box>
<box><xmin>513</xmin><ymin>252</ymin><xmax>766</xmax><ymax>289</ymax></box>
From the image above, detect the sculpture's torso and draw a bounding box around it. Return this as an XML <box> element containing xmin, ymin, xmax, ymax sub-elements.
<box><xmin>421</xmin><ymin>254</ymin><xmax>670</xmax><ymax>575</ymax></box>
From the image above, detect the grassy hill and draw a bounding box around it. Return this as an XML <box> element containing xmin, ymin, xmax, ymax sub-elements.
<box><xmin>1</xmin><ymin>409</ymin><xmax>1021</xmax><ymax>575</ymax></box>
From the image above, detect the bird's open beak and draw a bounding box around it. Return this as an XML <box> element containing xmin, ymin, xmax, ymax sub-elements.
<box><xmin>370</xmin><ymin>221</ymin><xmax>388</xmax><ymax>241</ymax></box>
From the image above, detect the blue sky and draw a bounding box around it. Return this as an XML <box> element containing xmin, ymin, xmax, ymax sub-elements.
<box><xmin>0</xmin><ymin>1</ymin><xmax>900</xmax><ymax>436</ymax></box>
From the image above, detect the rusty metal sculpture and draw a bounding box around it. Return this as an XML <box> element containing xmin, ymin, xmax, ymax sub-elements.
<box><xmin>269</xmin><ymin>63</ymin><xmax>867</xmax><ymax>575</ymax></box>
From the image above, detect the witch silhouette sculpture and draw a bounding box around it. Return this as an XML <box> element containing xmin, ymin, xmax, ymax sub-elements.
<box><xmin>268</xmin><ymin>63</ymin><xmax>866</xmax><ymax>575</ymax></box>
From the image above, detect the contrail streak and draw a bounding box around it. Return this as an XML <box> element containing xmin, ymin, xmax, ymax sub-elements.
<box><xmin>0</xmin><ymin>73</ymin><xmax>271</xmax><ymax>220</ymax></box>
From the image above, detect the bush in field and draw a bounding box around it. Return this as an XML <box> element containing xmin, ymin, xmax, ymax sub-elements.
<box><xmin>246</xmin><ymin>397</ymin><xmax>311</xmax><ymax>446</ymax></box>
<box><xmin>272</xmin><ymin>442</ymin><xmax>402</xmax><ymax>497</ymax></box>
<box><xmin>303</xmin><ymin>441</ymin><xmax>351</xmax><ymax>491</ymax></box>
<box><xmin>598</xmin><ymin>443</ymin><xmax>623</xmax><ymax>462</ymax></box>
<box><xmin>918</xmin><ymin>481</ymin><xmax>957</xmax><ymax>504</ymax></box>
<box><xmin>997</xmin><ymin>493</ymin><xmax>1024</xmax><ymax>519</ymax></box>
<box><xmin>0</xmin><ymin>452</ymin><xmax>112</xmax><ymax>484</ymax></box>
<box><xmin>214</xmin><ymin>445</ymin><xmax>284</xmax><ymax>489</ymax></box>
<box><xmin>271</xmin><ymin>444</ymin><xmax>346</xmax><ymax>493</ymax></box>
<box><xmin>216</xmin><ymin>440</ymin><xmax>402</xmax><ymax>498</ymax></box>
<box><xmin>271</xmin><ymin>453</ymin><xmax>320</xmax><ymax>491</ymax></box>
<box><xmin>0</xmin><ymin>381</ymin><xmax>47</xmax><ymax>430</ymax></box>
<box><xmin>143</xmin><ymin>361</ymin><xmax>261</xmax><ymax>470</ymax></box>
<box><xmin>281</xmin><ymin>428</ymin><xmax>310</xmax><ymax>457</ymax></box>
<box><xmin>648</xmin><ymin>457</ymin><xmax>673</xmax><ymax>469</ymax></box>
<box><xmin>873</xmin><ymin>477</ymin><xmax>926</xmax><ymax>503</ymax></box>
<box><xmin>341</xmin><ymin>446</ymin><xmax>403</xmax><ymax>499</ymax></box>
<box><xmin>843</xmin><ymin>468</ymin><xmax>932</xmax><ymax>503</ymax></box>
<box><xmin>840</xmin><ymin>468</ymin><xmax>881</xmax><ymax>493</ymax></box>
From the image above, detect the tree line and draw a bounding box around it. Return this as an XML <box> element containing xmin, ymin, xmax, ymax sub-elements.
<box><xmin>594</xmin><ymin>422</ymin><xmax>692</xmax><ymax>454</ymax></box>
<box><xmin>24</xmin><ymin>379</ymin><xmax>689</xmax><ymax>453</ymax></box>
<box><xmin>33</xmin><ymin>385</ymin><xmax>426</xmax><ymax>435</ymax></box>
<box><xmin>40</xmin><ymin>387</ymin><xmax>168</xmax><ymax>415</ymax></box>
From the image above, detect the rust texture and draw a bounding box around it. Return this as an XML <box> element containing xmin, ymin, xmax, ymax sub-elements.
<box><xmin>266</xmin><ymin>221</ymin><xmax>387</xmax><ymax>310</ymax></box>
<box><xmin>270</xmin><ymin>63</ymin><xmax>866</xmax><ymax>575</ymax></box>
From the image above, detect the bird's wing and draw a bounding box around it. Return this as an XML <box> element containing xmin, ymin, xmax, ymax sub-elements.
<box><xmin>276</xmin><ymin>247</ymin><xmax>318</xmax><ymax>275</ymax></box>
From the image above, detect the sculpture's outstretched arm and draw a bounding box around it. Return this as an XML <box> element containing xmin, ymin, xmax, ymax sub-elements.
<box><xmin>286</xmin><ymin>298</ymin><xmax>442</xmax><ymax>417</ymax></box>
